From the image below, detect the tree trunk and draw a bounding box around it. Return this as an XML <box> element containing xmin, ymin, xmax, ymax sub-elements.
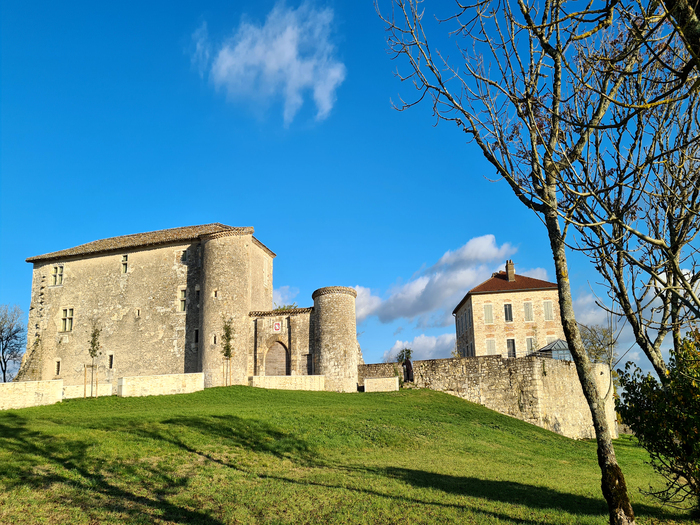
<box><xmin>544</xmin><ymin>210</ymin><xmax>636</xmax><ymax>525</ymax></box>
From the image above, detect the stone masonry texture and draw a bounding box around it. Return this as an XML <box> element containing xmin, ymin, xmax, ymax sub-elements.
<box><xmin>364</xmin><ymin>377</ymin><xmax>399</xmax><ymax>392</ymax></box>
<box><xmin>0</xmin><ymin>379</ymin><xmax>63</xmax><ymax>410</ymax></box>
<box><xmin>16</xmin><ymin>225</ymin><xmax>363</xmax><ymax>396</ymax></box>
<box><xmin>359</xmin><ymin>356</ymin><xmax>617</xmax><ymax>440</ymax></box>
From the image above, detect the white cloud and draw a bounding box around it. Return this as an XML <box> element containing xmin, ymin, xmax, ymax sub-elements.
<box><xmin>573</xmin><ymin>293</ymin><xmax>609</xmax><ymax>326</ymax></box>
<box><xmin>356</xmin><ymin>235</ymin><xmax>520</xmax><ymax>327</ymax></box>
<box><xmin>273</xmin><ymin>285</ymin><xmax>299</xmax><ymax>306</ymax></box>
<box><xmin>354</xmin><ymin>285</ymin><xmax>382</xmax><ymax>323</ymax></box>
<box><xmin>520</xmin><ymin>267</ymin><xmax>548</xmax><ymax>280</ymax></box>
<box><xmin>382</xmin><ymin>333</ymin><xmax>456</xmax><ymax>362</ymax></box>
<box><xmin>193</xmin><ymin>2</ymin><xmax>346</xmax><ymax>125</ymax></box>
<box><xmin>433</xmin><ymin>235</ymin><xmax>515</xmax><ymax>270</ymax></box>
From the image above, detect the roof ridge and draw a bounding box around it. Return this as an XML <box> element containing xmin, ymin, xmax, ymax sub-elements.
<box><xmin>26</xmin><ymin>223</ymin><xmax>253</xmax><ymax>263</ymax></box>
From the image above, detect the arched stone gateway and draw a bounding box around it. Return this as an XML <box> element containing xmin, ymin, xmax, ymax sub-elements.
<box><xmin>265</xmin><ymin>342</ymin><xmax>289</xmax><ymax>376</ymax></box>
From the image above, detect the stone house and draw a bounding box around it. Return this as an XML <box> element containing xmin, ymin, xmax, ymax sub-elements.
<box><xmin>453</xmin><ymin>260</ymin><xmax>566</xmax><ymax>358</ymax></box>
<box><xmin>16</xmin><ymin>224</ymin><xmax>362</xmax><ymax>394</ymax></box>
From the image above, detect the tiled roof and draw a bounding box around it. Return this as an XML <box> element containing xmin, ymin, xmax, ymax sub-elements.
<box><xmin>27</xmin><ymin>223</ymin><xmax>275</xmax><ymax>263</ymax></box>
<box><xmin>452</xmin><ymin>271</ymin><xmax>558</xmax><ymax>314</ymax></box>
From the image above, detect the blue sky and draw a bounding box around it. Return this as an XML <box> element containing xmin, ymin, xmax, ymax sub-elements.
<box><xmin>0</xmin><ymin>0</ymin><xmax>627</xmax><ymax>365</ymax></box>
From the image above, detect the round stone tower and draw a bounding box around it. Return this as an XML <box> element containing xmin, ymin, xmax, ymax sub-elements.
<box><xmin>312</xmin><ymin>286</ymin><xmax>358</xmax><ymax>393</ymax></box>
<box><xmin>201</xmin><ymin>229</ymin><xmax>253</xmax><ymax>388</ymax></box>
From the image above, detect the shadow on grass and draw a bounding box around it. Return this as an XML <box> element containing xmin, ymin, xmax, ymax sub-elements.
<box><xmin>0</xmin><ymin>411</ymin><xmax>690</xmax><ymax>524</ymax></box>
<box><xmin>0</xmin><ymin>413</ymin><xmax>226</xmax><ymax>524</ymax></box>
<box><xmin>362</xmin><ymin>465</ymin><xmax>689</xmax><ymax>522</ymax></box>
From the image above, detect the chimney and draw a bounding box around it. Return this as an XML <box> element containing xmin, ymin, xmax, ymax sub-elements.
<box><xmin>506</xmin><ymin>260</ymin><xmax>515</xmax><ymax>282</ymax></box>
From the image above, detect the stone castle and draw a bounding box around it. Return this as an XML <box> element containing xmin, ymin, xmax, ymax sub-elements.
<box><xmin>16</xmin><ymin>224</ymin><xmax>362</xmax><ymax>393</ymax></box>
<box><xmin>9</xmin><ymin>224</ymin><xmax>616</xmax><ymax>440</ymax></box>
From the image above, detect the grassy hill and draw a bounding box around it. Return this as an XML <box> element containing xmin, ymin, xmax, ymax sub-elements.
<box><xmin>0</xmin><ymin>386</ymin><xmax>693</xmax><ymax>524</ymax></box>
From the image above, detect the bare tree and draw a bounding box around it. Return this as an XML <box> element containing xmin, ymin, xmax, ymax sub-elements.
<box><xmin>376</xmin><ymin>0</ymin><xmax>650</xmax><ymax>522</ymax></box>
<box><xmin>560</xmin><ymin>39</ymin><xmax>700</xmax><ymax>379</ymax></box>
<box><xmin>0</xmin><ymin>305</ymin><xmax>25</xmax><ymax>382</ymax></box>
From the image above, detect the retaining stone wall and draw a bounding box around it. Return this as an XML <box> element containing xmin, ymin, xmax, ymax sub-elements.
<box><xmin>364</xmin><ymin>377</ymin><xmax>399</xmax><ymax>392</ymax></box>
<box><xmin>63</xmin><ymin>383</ymin><xmax>114</xmax><ymax>399</ymax></box>
<box><xmin>358</xmin><ymin>356</ymin><xmax>616</xmax><ymax>440</ymax></box>
<box><xmin>252</xmin><ymin>375</ymin><xmax>325</xmax><ymax>391</ymax></box>
<box><xmin>0</xmin><ymin>379</ymin><xmax>63</xmax><ymax>410</ymax></box>
<box><xmin>117</xmin><ymin>372</ymin><xmax>204</xmax><ymax>398</ymax></box>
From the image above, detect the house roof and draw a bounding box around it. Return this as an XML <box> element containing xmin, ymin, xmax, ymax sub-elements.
<box><xmin>537</xmin><ymin>339</ymin><xmax>569</xmax><ymax>352</ymax></box>
<box><xmin>452</xmin><ymin>271</ymin><xmax>558</xmax><ymax>314</ymax></box>
<box><xmin>26</xmin><ymin>223</ymin><xmax>276</xmax><ymax>263</ymax></box>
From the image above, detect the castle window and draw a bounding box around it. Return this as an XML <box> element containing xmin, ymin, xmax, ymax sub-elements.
<box><xmin>504</xmin><ymin>304</ymin><xmax>513</xmax><ymax>323</ymax></box>
<box><xmin>136</xmin><ymin>309</ymin><xmax>141</xmax><ymax>317</ymax></box>
<box><xmin>194</xmin><ymin>330</ymin><xmax>199</xmax><ymax>343</ymax></box>
<box><xmin>108</xmin><ymin>355</ymin><xmax>114</xmax><ymax>369</ymax></box>
<box><xmin>195</xmin><ymin>289</ymin><xmax>200</xmax><ymax>303</ymax></box>
<box><xmin>483</xmin><ymin>304</ymin><xmax>493</xmax><ymax>324</ymax></box>
<box><xmin>61</xmin><ymin>308</ymin><xmax>73</xmax><ymax>332</ymax></box>
<box><xmin>213</xmin><ymin>334</ymin><xmax>217</xmax><ymax>345</ymax></box>
<box><xmin>121</xmin><ymin>255</ymin><xmax>128</xmax><ymax>274</ymax></box>
<box><xmin>182</xmin><ymin>250</ymin><xmax>188</xmax><ymax>263</ymax></box>
<box><xmin>213</xmin><ymin>290</ymin><xmax>218</xmax><ymax>298</ymax></box>
<box><xmin>524</xmin><ymin>302</ymin><xmax>534</xmax><ymax>322</ymax></box>
<box><xmin>179</xmin><ymin>290</ymin><xmax>187</xmax><ymax>312</ymax></box>
<box><xmin>486</xmin><ymin>339</ymin><xmax>496</xmax><ymax>355</ymax></box>
<box><xmin>51</xmin><ymin>266</ymin><xmax>64</xmax><ymax>286</ymax></box>
<box><xmin>507</xmin><ymin>339</ymin><xmax>516</xmax><ymax>358</ymax></box>
<box><xmin>543</xmin><ymin>301</ymin><xmax>554</xmax><ymax>321</ymax></box>
<box><xmin>55</xmin><ymin>360</ymin><xmax>61</xmax><ymax>376</ymax></box>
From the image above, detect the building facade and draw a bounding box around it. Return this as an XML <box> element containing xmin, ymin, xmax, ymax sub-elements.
<box><xmin>16</xmin><ymin>224</ymin><xmax>362</xmax><ymax>393</ymax></box>
<box><xmin>453</xmin><ymin>260</ymin><xmax>566</xmax><ymax>358</ymax></box>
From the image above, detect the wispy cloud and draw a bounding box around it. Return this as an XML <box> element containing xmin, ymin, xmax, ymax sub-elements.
<box><xmin>383</xmin><ymin>333</ymin><xmax>456</xmax><ymax>362</ymax></box>
<box><xmin>190</xmin><ymin>22</ymin><xmax>211</xmax><ymax>78</ymax></box>
<box><xmin>355</xmin><ymin>235</ymin><xmax>523</xmax><ymax>328</ymax></box>
<box><xmin>273</xmin><ymin>285</ymin><xmax>299</xmax><ymax>306</ymax></box>
<box><xmin>191</xmin><ymin>2</ymin><xmax>346</xmax><ymax>125</ymax></box>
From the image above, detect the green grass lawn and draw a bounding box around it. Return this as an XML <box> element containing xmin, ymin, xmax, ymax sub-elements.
<box><xmin>0</xmin><ymin>386</ymin><xmax>693</xmax><ymax>524</ymax></box>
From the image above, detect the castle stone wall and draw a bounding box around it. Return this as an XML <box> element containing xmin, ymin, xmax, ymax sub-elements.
<box><xmin>17</xmin><ymin>242</ymin><xmax>201</xmax><ymax>387</ymax></box>
<box><xmin>0</xmin><ymin>379</ymin><xmax>63</xmax><ymax>410</ymax></box>
<box><xmin>538</xmin><ymin>359</ymin><xmax>617</xmax><ymax>439</ymax></box>
<box><xmin>359</xmin><ymin>356</ymin><xmax>616</xmax><ymax>440</ymax></box>
<box><xmin>201</xmin><ymin>233</ymin><xmax>254</xmax><ymax>388</ymax></box>
<box><xmin>117</xmin><ymin>372</ymin><xmax>204</xmax><ymax>397</ymax></box>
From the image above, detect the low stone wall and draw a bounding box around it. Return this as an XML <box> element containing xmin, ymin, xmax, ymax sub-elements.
<box><xmin>0</xmin><ymin>379</ymin><xmax>63</xmax><ymax>410</ymax></box>
<box><xmin>365</xmin><ymin>377</ymin><xmax>399</xmax><ymax>392</ymax></box>
<box><xmin>63</xmin><ymin>383</ymin><xmax>114</xmax><ymax>399</ymax></box>
<box><xmin>252</xmin><ymin>375</ymin><xmax>325</xmax><ymax>391</ymax></box>
<box><xmin>359</xmin><ymin>356</ymin><xmax>616</xmax><ymax>440</ymax></box>
<box><xmin>117</xmin><ymin>373</ymin><xmax>204</xmax><ymax>398</ymax></box>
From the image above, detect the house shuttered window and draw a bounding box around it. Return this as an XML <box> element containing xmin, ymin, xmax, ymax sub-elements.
<box><xmin>544</xmin><ymin>300</ymin><xmax>554</xmax><ymax>321</ymax></box>
<box><xmin>524</xmin><ymin>302</ymin><xmax>534</xmax><ymax>322</ymax></box>
<box><xmin>486</xmin><ymin>339</ymin><xmax>496</xmax><ymax>355</ymax></box>
<box><xmin>483</xmin><ymin>304</ymin><xmax>493</xmax><ymax>324</ymax></box>
<box><xmin>526</xmin><ymin>337</ymin><xmax>536</xmax><ymax>354</ymax></box>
